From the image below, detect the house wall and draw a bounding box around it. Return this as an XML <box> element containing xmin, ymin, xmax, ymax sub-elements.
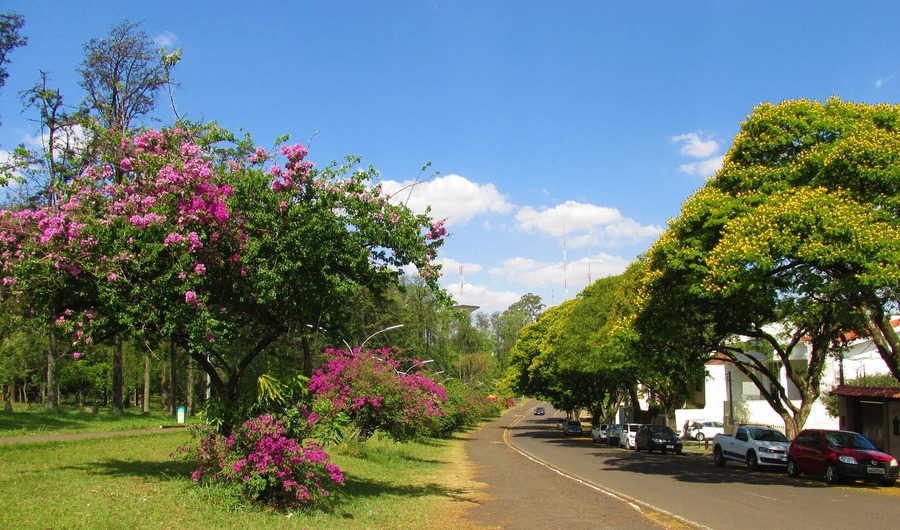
<box><xmin>675</xmin><ymin>340</ymin><xmax>891</xmax><ymax>434</ymax></box>
<box><xmin>887</xmin><ymin>401</ymin><xmax>900</xmax><ymax>460</ymax></box>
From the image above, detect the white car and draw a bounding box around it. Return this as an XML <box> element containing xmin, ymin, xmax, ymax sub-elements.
<box><xmin>620</xmin><ymin>423</ymin><xmax>641</xmax><ymax>449</ymax></box>
<box><xmin>684</xmin><ymin>420</ymin><xmax>725</xmax><ymax>441</ymax></box>
<box><xmin>591</xmin><ymin>423</ymin><xmax>609</xmax><ymax>443</ymax></box>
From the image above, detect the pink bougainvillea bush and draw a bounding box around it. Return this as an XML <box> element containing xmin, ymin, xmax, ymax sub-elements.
<box><xmin>176</xmin><ymin>414</ymin><xmax>343</xmax><ymax>509</ymax></box>
<box><xmin>308</xmin><ymin>347</ymin><xmax>448</xmax><ymax>442</ymax></box>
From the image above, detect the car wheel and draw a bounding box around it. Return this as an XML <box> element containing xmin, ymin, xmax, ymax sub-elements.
<box><xmin>746</xmin><ymin>451</ymin><xmax>759</xmax><ymax>472</ymax></box>
<box><xmin>695</xmin><ymin>432</ymin><xmax>705</xmax><ymax>442</ymax></box>
<box><xmin>675</xmin><ymin>449</ymin><xmax>683</xmax><ymax>455</ymax></box>
<box><xmin>825</xmin><ymin>463</ymin><xmax>841</xmax><ymax>485</ymax></box>
<box><xmin>635</xmin><ymin>443</ymin><xmax>641</xmax><ymax>452</ymax></box>
<box><xmin>713</xmin><ymin>446</ymin><xmax>726</xmax><ymax>467</ymax></box>
<box><xmin>881</xmin><ymin>478</ymin><xmax>896</xmax><ymax>487</ymax></box>
<box><xmin>786</xmin><ymin>458</ymin><xmax>801</xmax><ymax>478</ymax></box>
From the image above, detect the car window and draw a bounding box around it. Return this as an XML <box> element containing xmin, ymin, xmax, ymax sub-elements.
<box><xmin>736</xmin><ymin>429</ymin><xmax>748</xmax><ymax>442</ymax></box>
<box><xmin>750</xmin><ymin>428</ymin><xmax>789</xmax><ymax>442</ymax></box>
<box><xmin>826</xmin><ymin>432</ymin><xmax>875</xmax><ymax>450</ymax></box>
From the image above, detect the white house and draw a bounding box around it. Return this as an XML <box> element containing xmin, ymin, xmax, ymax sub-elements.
<box><xmin>675</xmin><ymin>321</ymin><xmax>898</xmax><ymax>435</ymax></box>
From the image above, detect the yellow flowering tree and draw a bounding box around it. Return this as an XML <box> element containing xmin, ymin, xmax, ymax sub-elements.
<box><xmin>637</xmin><ymin>98</ymin><xmax>900</xmax><ymax>436</ymax></box>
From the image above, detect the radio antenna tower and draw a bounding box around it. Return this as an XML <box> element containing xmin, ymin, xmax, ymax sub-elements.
<box><xmin>459</xmin><ymin>264</ymin><xmax>465</xmax><ymax>304</ymax></box>
<box><xmin>563</xmin><ymin>223</ymin><xmax>568</xmax><ymax>300</ymax></box>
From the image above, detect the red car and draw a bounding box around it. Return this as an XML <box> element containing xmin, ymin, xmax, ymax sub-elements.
<box><xmin>787</xmin><ymin>429</ymin><xmax>899</xmax><ymax>486</ymax></box>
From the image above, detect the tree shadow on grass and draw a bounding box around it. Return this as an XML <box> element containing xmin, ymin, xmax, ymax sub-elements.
<box><xmin>62</xmin><ymin>458</ymin><xmax>196</xmax><ymax>479</ymax></box>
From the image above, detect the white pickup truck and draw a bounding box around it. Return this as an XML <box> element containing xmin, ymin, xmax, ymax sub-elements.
<box><xmin>712</xmin><ymin>425</ymin><xmax>792</xmax><ymax>470</ymax></box>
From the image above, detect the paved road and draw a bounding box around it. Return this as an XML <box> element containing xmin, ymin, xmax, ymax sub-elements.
<box><xmin>464</xmin><ymin>401</ymin><xmax>668</xmax><ymax>529</ymax></box>
<box><xmin>511</xmin><ymin>404</ymin><xmax>900</xmax><ymax>529</ymax></box>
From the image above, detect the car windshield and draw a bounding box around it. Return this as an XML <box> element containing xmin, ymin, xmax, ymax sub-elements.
<box><xmin>648</xmin><ymin>425</ymin><xmax>675</xmax><ymax>435</ymax></box>
<box><xmin>748</xmin><ymin>428</ymin><xmax>789</xmax><ymax>442</ymax></box>
<box><xmin>825</xmin><ymin>432</ymin><xmax>876</xmax><ymax>450</ymax></box>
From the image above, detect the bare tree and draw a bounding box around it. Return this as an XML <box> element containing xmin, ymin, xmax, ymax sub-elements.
<box><xmin>78</xmin><ymin>19</ymin><xmax>170</xmax><ymax>135</ymax></box>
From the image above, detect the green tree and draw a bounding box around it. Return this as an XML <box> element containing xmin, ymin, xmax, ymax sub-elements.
<box><xmin>490</xmin><ymin>293</ymin><xmax>543</xmax><ymax>371</ymax></box>
<box><xmin>700</xmin><ymin>99</ymin><xmax>900</xmax><ymax>380</ymax></box>
<box><xmin>78</xmin><ymin>20</ymin><xmax>172</xmax><ymax>134</ymax></box>
<box><xmin>635</xmin><ymin>99</ymin><xmax>897</xmax><ymax>436</ymax></box>
<box><xmin>0</xmin><ymin>124</ymin><xmax>446</xmax><ymax>431</ymax></box>
<box><xmin>0</xmin><ymin>11</ymin><xmax>26</xmax><ymax>126</ymax></box>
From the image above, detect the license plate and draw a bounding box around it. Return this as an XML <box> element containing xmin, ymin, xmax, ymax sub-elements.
<box><xmin>867</xmin><ymin>467</ymin><xmax>886</xmax><ymax>475</ymax></box>
<box><xmin>665</xmin><ymin>445</ymin><xmax>674</xmax><ymax>449</ymax></box>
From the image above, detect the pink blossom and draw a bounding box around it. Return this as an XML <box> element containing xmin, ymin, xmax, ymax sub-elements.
<box><xmin>194</xmin><ymin>263</ymin><xmax>206</xmax><ymax>275</ymax></box>
<box><xmin>120</xmin><ymin>158</ymin><xmax>133</xmax><ymax>172</ymax></box>
<box><xmin>185</xmin><ymin>290</ymin><xmax>200</xmax><ymax>307</ymax></box>
<box><xmin>72</xmin><ymin>352</ymin><xmax>83</xmax><ymax>360</ymax></box>
<box><xmin>107</xmin><ymin>273</ymin><xmax>119</xmax><ymax>281</ymax></box>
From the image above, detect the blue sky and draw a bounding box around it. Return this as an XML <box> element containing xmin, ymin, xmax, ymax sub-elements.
<box><xmin>3</xmin><ymin>1</ymin><xmax>900</xmax><ymax>314</ymax></box>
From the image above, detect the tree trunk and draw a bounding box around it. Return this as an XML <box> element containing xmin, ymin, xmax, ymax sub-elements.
<box><xmin>143</xmin><ymin>353</ymin><xmax>151</xmax><ymax>413</ymax></box>
<box><xmin>111</xmin><ymin>334</ymin><xmax>124</xmax><ymax>414</ymax></box>
<box><xmin>186</xmin><ymin>357</ymin><xmax>194</xmax><ymax>415</ymax></box>
<box><xmin>160</xmin><ymin>357</ymin><xmax>168</xmax><ymax>412</ymax></box>
<box><xmin>302</xmin><ymin>336</ymin><xmax>313</xmax><ymax>377</ymax></box>
<box><xmin>46</xmin><ymin>332</ymin><xmax>59</xmax><ymax>411</ymax></box>
<box><xmin>169</xmin><ymin>339</ymin><xmax>177</xmax><ymax>417</ymax></box>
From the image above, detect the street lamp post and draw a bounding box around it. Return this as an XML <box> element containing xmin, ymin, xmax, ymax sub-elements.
<box><xmin>358</xmin><ymin>324</ymin><xmax>404</xmax><ymax>351</ymax></box>
<box><xmin>399</xmin><ymin>359</ymin><xmax>433</xmax><ymax>375</ymax></box>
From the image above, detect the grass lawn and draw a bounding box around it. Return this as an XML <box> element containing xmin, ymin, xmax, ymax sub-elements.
<box><xmin>0</xmin><ymin>428</ymin><xmax>487</xmax><ymax>529</ymax></box>
<box><xmin>0</xmin><ymin>404</ymin><xmax>197</xmax><ymax>438</ymax></box>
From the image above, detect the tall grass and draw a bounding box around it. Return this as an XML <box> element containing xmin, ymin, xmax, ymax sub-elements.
<box><xmin>0</xmin><ymin>429</ymin><xmax>485</xmax><ymax>529</ymax></box>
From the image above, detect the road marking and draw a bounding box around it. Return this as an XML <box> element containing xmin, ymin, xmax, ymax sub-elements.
<box><xmin>743</xmin><ymin>491</ymin><xmax>783</xmax><ymax>502</ymax></box>
<box><xmin>504</xmin><ymin>407</ymin><xmax>711</xmax><ymax>530</ymax></box>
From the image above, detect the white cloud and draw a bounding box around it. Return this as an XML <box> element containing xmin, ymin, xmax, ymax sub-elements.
<box><xmin>442</xmin><ymin>282</ymin><xmax>521</xmax><ymax>314</ymax></box>
<box><xmin>154</xmin><ymin>31</ymin><xmax>178</xmax><ymax>48</ymax></box>
<box><xmin>515</xmin><ymin>200</ymin><xmax>662</xmax><ymax>247</ymax></box>
<box><xmin>678</xmin><ymin>155</ymin><xmax>725</xmax><ymax>177</ymax></box>
<box><xmin>672</xmin><ymin>132</ymin><xmax>719</xmax><ymax>158</ymax></box>
<box><xmin>381</xmin><ymin>173</ymin><xmax>514</xmax><ymax>226</ymax></box>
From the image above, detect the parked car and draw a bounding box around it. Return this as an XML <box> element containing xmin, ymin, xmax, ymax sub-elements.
<box><xmin>564</xmin><ymin>419</ymin><xmax>585</xmax><ymax>436</ymax></box>
<box><xmin>591</xmin><ymin>423</ymin><xmax>610</xmax><ymax>444</ymax></box>
<box><xmin>712</xmin><ymin>425</ymin><xmax>791</xmax><ymax>470</ymax></box>
<box><xmin>555</xmin><ymin>418</ymin><xmax>566</xmax><ymax>430</ymax></box>
<box><xmin>620</xmin><ymin>423</ymin><xmax>642</xmax><ymax>449</ymax></box>
<box><xmin>534</xmin><ymin>406</ymin><xmax>545</xmax><ymax>415</ymax></box>
<box><xmin>683</xmin><ymin>420</ymin><xmax>724</xmax><ymax>441</ymax></box>
<box><xmin>607</xmin><ymin>424</ymin><xmax>623</xmax><ymax>446</ymax></box>
<box><xmin>635</xmin><ymin>424</ymin><xmax>683</xmax><ymax>454</ymax></box>
<box><xmin>787</xmin><ymin>429</ymin><xmax>899</xmax><ymax>486</ymax></box>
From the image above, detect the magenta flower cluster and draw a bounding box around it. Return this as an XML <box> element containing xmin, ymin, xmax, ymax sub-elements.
<box><xmin>309</xmin><ymin>347</ymin><xmax>448</xmax><ymax>442</ymax></box>
<box><xmin>177</xmin><ymin>414</ymin><xmax>343</xmax><ymax>508</ymax></box>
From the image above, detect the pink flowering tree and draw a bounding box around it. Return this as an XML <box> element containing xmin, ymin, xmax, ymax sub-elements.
<box><xmin>0</xmin><ymin>122</ymin><xmax>446</xmax><ymax>427</ymax></box>
<box><xmin>308</xmin><ymin>347</ymin><xmax>448</xmax><ymax>442</ymax></box>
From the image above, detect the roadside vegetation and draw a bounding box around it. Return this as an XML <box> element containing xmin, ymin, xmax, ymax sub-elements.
<box><xmin>0</xmin><ymin>427</ymin><xmax>484</xmax><ymax>529</ymax></box>
<box><xmin>0</xmin><ymin>15</ymin><xmax>520</xmax><ymax>514</ymax></box>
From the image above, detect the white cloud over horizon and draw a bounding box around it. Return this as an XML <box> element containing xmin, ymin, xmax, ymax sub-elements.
<box><xmin>672</xmin><ymin>132</ymin><xmax>724</xmax><ymax>177</ymax></box>
<box><xmin>672</xmin><ymin>132</ymin><xmax>719</xmax><ymax>158</ymax></box>
<box><xmin>381</xmin><ymin>173</ymin><xmax>514</xmax><ymax>225</ymax></box>
<box><xmin>678</xmin><ymin>155</ymin><xmax>725</xmax><ymax>177</ymax></box>
<box><xmin>153</xmin><ymin>31</ymin><xmax>178</xmax><ymax>47</ymax></box>
<box><xmin>516</xmin><ymin>200</ymin><xmax>662</xmax><ymax>247</ymax></box>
